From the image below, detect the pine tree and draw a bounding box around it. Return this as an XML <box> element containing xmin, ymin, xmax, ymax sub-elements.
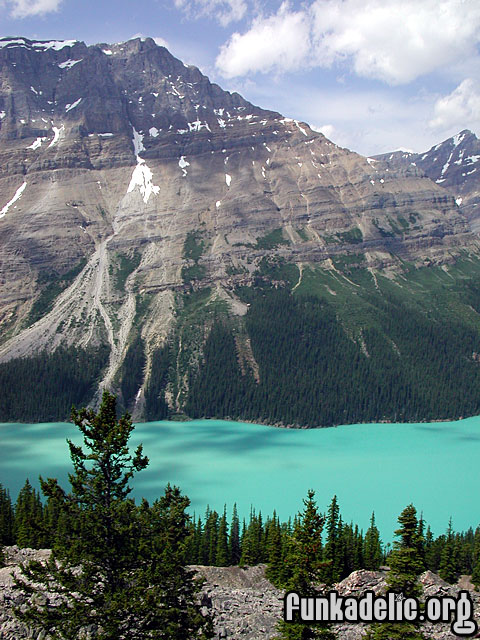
<box><xmin>265</xmin><ymin>511</ymin><xmax>284</xmax><ymax>584</ymax></box>
<box><xmin>363</xmin><ymin>512</ymin><xmax>383</xmax><ymax>570</ymax></box>
<box><xmin>216</xmin><ymin>506</ymin><xmax>230</xmax><ymax>566</ymax></box>
<box><xmin>14</xmin><ymin>479</ymin><xmax>44</xmax><ymax>548</ymax></box>
<box><xmin>240</xmin><ymin>508</ymin><xmax>263</xmax><ymax>566</ymax></box>
<box><xmin>229</xmin><ymin>503</ymin><xmax>241</xmax><ymax>564</ymax></box>
<box><xmin>0</xmin><ymin>483</ymin><xmax>14</xmax><ymax>545</ymax></box>
<box><xmin>137</xmin><ymin>485</ymin><xmax>214</xmax><ymax>639</ymax></box>
<box><xmin>439</xmin><ymin>518</ymin><xmax>458</xmax><ymax>584</ymax></box>
<box><xmin>365</xmin><ymin>504</ymin><xmax>427</xmax><ymax>640</ymax></box>
<box><xmin>416</xmin><ymin>513</ymin><xmax>426</xmax><ymax>571</ymax></box>
<box><xmin>276</xmin><ymin>490</ymin><xmax>335</xmax><ymax>640</ymax></box>
<box><xmin>471</xmin><ymin>527</ymin><xmax>480</xmax><ymax>590</ymax></box>
<box><xmin>14</xmin><ymin>390</ymin><xmax>213</xmax><ymax>639</ymax></box>
<box><xmin>387</xmin><ymin>504</ymin><xmax>424</xmax><ymax>597</ymax></box>
<box><xmin>323</xmin><ymin>495</ymin><xmax>342</xmax><ymax>584</ymax></box>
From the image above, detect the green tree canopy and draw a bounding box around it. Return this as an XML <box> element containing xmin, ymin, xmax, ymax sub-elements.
<box><xmin>15</xmin><ymin>390</ymin><xmax>213</xmax><ymax>640</ymax></box>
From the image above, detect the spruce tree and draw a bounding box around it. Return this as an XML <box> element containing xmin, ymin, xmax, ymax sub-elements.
<box><xmin>323</xmin><ymin>495</ymin><xmax>342</xmax><ymax>584</ymax></box>
<box><xmin>14</xmin><ymin>390</ymin><xmax>212</xmax><ymax>639</ymax></box>
<box><xmin>439</xmin><ymin>518</ymin><xmax>458</xmax><ymax>584</ymax></box>
<box><xmin>229</xmin><ymin>503</ymin><xmax>241</xmax><ymax>564</ymax></box>
<box><xmin>364</xmin><ymin>504</ymin><xmax>427</xmax><ymax>640</ymax></box>
<box><xmin>471</xmin><ymin>527</ymin><xmax>480</xmax><ymax>590</ymax></box>
<box><xmin>216</xmin><ymin>506</ymin><xmax>230</xmax><ymax>566</ymax></box>
<box><xmin>14</xmin><ymin>479</ymin><xmax>44</xmax><ymax>548</ymax></box>
<box><xmin>265</xmin><ymin>511</ymin><xmax>284</xmax><ymax>584</ymax></box>
<box><xmin>0</xmin><ymin>483</ymin><xmax>14</xmax><ymax>545</ymax></box>
<box><xmin>387</xmin><ymin>504</ymin><xmax>424</xmax><ymax>597</ymax></box>
<box><xmin>276</xmin><ymin>490</ymin><xmax>335</xmax><ymax>640</ymax></box>
<box><xmin>363</xmin><ymin>512</ymin><xmax>383</xmax><ymax>570</ymax></box>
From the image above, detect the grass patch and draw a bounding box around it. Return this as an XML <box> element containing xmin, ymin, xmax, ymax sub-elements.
<box><xmin>111</xmin><ymin>251</ymin><xmax>141</xmax><ymax>291</ymax></box>
<box><xmin>27</xmin><ymin>259</ymin><xmax>87</xmax><ymax>326</ymax></box>
<box><xmin>255</xmin><ymin>228</ymin><xmax>289</xmax><ymax>250</ymax></box>
<box><xmin>336</xmin><ymin>227</ymin><xmax>363</xmax><ymax>244</ymax></box>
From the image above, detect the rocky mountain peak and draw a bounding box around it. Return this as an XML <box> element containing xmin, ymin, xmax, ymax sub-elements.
<box><xmin>0</xmin><ymin>36</ymin><xmax>478</xmax><ymax>418</ymax></box>
<box><xmin>375</xmin><ymin>128</ymin><xmax>480</xmax><ymax>230</ymax></box>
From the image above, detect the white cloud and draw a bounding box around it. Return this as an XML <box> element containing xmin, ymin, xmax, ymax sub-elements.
<box><xmin>216</xmin><ymin>0</ymin><xmax>480</xmax><ymax>85</ymax></box>
<box><xmin>216</xmin><ymin>2</ymin><xmax>310</xmax><ymax>77</ymax></box>
<box><xmin>4</xmin><ymin>0</ymin><xmax>62</xmax><ymax>17</ymax></box>
<box><xmin>311</xmin><ymin>124</ymin><xmax>335</xmax><ymax>140</ymax></box>
<box><xmin>174</xmin><ymin>0</ymin><xmax>248</xmax><ymax>26</ymax></box>
<box><xmin>153</xmin><ymin>37</ymin><xmax>169</xmax><ymax>48</ymax></box>
<box><xmin>129</xmin><ymin>33</ymin><xmax>170</xmax><ymax>49</ymax></box>
<box><xmin>430</xmin><ymin>79</ymin><xmax>480</xmax><ymax>135</ymax></box>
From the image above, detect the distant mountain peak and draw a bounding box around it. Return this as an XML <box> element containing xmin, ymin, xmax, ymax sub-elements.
<box><xmin>375</xmin><ymin>128</ymin><xmax>480</xmax><ymax>232</ymax></box>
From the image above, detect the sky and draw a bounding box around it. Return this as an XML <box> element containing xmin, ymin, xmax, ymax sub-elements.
<box><xmin>1</xmin><ymin>0</ymin><xmax>480</xmax><ymax>156</ymax></box>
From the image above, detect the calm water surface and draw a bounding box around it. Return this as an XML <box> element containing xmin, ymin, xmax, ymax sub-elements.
<box><xmin>1</xmin><ymin>417</ymin><xmax>479</xmax><ymax>540</ymax></box>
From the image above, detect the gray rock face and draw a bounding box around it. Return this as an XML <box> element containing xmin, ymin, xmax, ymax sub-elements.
<box><xmin>0</xmin><ymin>36</ymin><xmax>478</xmax><ymax>405</ymax></box>
<box><xmin>374</xmin><ymin>130</ymin><xmax>480</xmax><ymax>232</ymax></box>
<box><xmin>2</xmin><ymin>549</ymin><xmax>479</xmax><ymax>640</ymax></box>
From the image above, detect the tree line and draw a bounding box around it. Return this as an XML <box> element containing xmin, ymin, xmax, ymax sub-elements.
<box><xmin>182</xmin><ymin>287</ymin><xmax>480</xmax><ymax>427</ymax></box>
<box><xmin>1</xmin><ymin>392</ymin><xmax>478</xmax><ymax>639</ymax></box>
<box><xmin>3</xmin><ymin>478</ymin><xmax>480</xmax><ymax>590</ymax></box>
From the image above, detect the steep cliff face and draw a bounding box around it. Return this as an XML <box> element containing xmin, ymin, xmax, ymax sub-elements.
<box><xmin>0</xmin><ymin>36</ymin><xmax>479</xmax><ymax>420</ymax></box>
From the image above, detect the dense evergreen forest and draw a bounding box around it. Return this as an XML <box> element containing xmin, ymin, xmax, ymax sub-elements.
<box><xmin>4</xmin><ymin>259</ymin><xmax>480</xmax><ymax>426</ymax></box>
<box><xmin>0</xmin><ymin>346</ymin><xmax>109</xmax><ymax>422</ymax></box>
<box><xmin>2</xmin><ymin>479</ymin><xmax>479</xmax><ymax>589</ymax></box>
<box><xmin>2</xmin><ymin>392</ymin><xmax>477</xmax><ymax>639</ymax></box>
<box><xmin>184</xmin><ymin>285</ymin><xmax>480</xmax><ymax>426</ymax></box>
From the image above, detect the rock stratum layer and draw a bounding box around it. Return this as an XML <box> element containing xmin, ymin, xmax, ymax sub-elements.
<box><xmin>375</xmin><ymin>130</ymin><xmax>480</xmax><ymax>233</ymax></box>
<box><xmin>0</xmin><ymin>36</ymin><xmax>479</xmax><ymax>421</ymax></box>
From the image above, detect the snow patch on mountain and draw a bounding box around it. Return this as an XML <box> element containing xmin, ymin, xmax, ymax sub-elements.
<box><xmin>48</xmin><ymin>125</ymin><xmax>64</xmax><ymax>148</ymax></box>
<box><xmin>58</xmin><ymin>59</ymin><xmax>82</xmax><ymax>70</ymax></box>
<box><xmin>34</xmin><ymin>40</ymin><xmax>78</xmax><ymax>51</ymax></box>
<box><xmin>132</xmin><ymin>128</ymin><xmax>145</xmax><ymax>157</ymax></box>
<box><xmin>0</xmin><ymin>182</ymin><xmax>27</xmax><ymax>218</ymax></box>
<box><xmin>28</xmin><ymin>137</ymin><xmax>46</xmax><ymax>150</ymax></box>
<box><xmin>453</xmin><ymin>132</ymin><xmax>467</xmax><ymax>147</ymax></box>
<box><xmin>179</xmin><ymin>156</ymin><xmax>190</xmax><ymax>177</ymax></box>
<box><xmin>127</xmin><ymin>161</ymin><xmax>160</xmax><ymax>203</ymax></box>
<box><xmin>65</xmin><ymin>98</ymin><xmax>82</xmax><ymax>112</ymax></box>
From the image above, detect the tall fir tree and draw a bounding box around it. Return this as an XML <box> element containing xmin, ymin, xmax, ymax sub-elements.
<box><xmin>363</xmin><ymin>512</ymin><xmax>383</xmax><ymax>570</ymax></box>
<box><xmin>439</xmin><ymin>518</ymin><xmax>458</xmax><ymax>584</ymax></box>
<box><xmin>0</xmin><ymin>483</ymin><xmax>14</xmax><ymax>546</ymax></box>
<box><xmin>229</xmin><ymin>503</ymin><xmax>241</xmax><ymax>565</ymax></box>
<box><xmin>471</xmin><ymin>527</ymin><xmax>480</xmax><ymax>590</ymax></box>
<box><xmin>365</xmin><ymin>504</ymin><xmax>427</xmax><ymax>640</ymax></box>
<box><xmin>276</xmin><ymin>490</ymin><xmax>336</xmax><ymax>640</ymax></box>
<box><xmin>265</xmin><ymin>511</ymin><xmax>284</xmax><ymax>585</ymax></box>
<box><xmin>216</xmin><ymin>506</ymin><xmax>230</xmax><ymax>566</ymax></box>
<box><xmin>14</xmin><ymin>391</ymin><xmax>213</xmax><ymax>640</ymax></box>
<box><xmin>322</xmin><ymin>495</ymin><xmax>342</xmax><ymax>584</ymax></box>
<box><xmin>14</xmin><ymin>479</ymin><xmax>45</xmax><ymax>548</ymax></box>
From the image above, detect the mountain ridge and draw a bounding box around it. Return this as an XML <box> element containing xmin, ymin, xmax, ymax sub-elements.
<box><xmin>374</xmin><ymin>129</ymin><xmax>480</xmax><ymax>232</ymax></box>
<box><xmin>1</xmin><ymin>36</ymin><xmax>480</xmax><ymax>424</ymax></box>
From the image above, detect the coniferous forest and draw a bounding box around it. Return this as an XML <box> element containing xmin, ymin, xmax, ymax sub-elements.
<box><xmin>1</xmin><ymin>392</ymin><xmax>479</xmax><ymax>640</ymax></box>
<box><xmin>3</xmin><ymin>260</ymin><xmax>480</xmax><ymax>426</ymax></box>
<box><xmin>185</xmin><ymin>287</ymin><xmax>480</xmax><ymax>426</ymax></box>
<box><xmin>3</xmin><ymin>476</ymin><xmax>480</xmax><ymax>589</ymax></box>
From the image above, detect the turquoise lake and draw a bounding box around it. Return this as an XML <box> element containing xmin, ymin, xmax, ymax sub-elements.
<box><xmin>1</xmin><ymin>416</ymin><xmax>479</xmax><ymax>541</ymax></box>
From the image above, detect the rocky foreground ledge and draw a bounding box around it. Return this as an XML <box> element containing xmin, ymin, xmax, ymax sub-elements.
<box><xmin>1</xmin><ymin>547</ymin><xmax>479</xmax><ymax>639</ymax></box>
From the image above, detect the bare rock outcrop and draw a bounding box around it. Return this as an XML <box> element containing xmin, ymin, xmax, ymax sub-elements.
<box><xmin>0</xmin><ymin>36</ymin><xmax>478</xmax><ymax>406</ymax></box>
<box><xmin>2</xmin><ymin>549</ymin><xmax>479</xmax><ymax>639</ymax></box>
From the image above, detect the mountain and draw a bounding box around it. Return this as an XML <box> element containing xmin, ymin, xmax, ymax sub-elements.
<box><xmin>374</xmin><ymin>130</ymin><xmax>480</xmax><ymax>231</ymax></box>
<box><xmin>1</xmin><ymin>36</ymin><xmax>480</xmax><ymax>425</ymax></box>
